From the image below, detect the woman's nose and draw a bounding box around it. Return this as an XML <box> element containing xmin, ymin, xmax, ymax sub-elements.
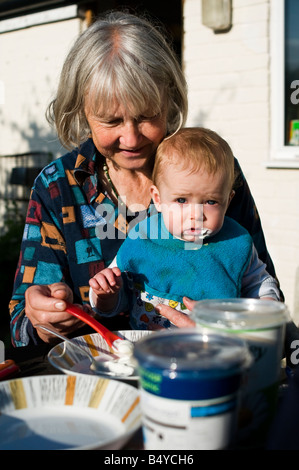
<box><xmin>119</xmin><ymin>121</ymin><xmax>142</xmax><ymax>148</ymax></box>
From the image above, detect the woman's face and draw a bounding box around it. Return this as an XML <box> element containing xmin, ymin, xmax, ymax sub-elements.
<box><xmin>85</xmin><ymin>100</ymin><xmax>167</xmax><ymax>172</ymax></box>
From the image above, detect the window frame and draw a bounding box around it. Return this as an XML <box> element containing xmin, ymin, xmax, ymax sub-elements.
<box><xmin>0</xmin><ymin>4</ymin><xmax>78</xmax><ymax>34</ymax></box>
<box><xmin>269</xmin><ymin>0</ymin><xmax>299</xmax><ymax>168</ymax></box>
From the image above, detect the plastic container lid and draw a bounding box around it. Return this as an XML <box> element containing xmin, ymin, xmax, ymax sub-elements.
<box><xmin>191</xmin><ymin>298</ymin><xmax>290</xmax><ymax>332</ymax></box>
<box><xmin>133</xmin><ymin>328</ymin><xmax>252</xmax><ymax>373</ymax></box>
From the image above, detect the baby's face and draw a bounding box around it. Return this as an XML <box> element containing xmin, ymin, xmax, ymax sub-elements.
<box><xmin>151</xmin><ymin>163</ymin><xmax>234</xmax><ymax>243</ymax></box>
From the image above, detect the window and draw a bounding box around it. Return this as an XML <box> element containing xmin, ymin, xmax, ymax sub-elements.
<box><xmin>270</xmin><ymin>0</ymin><xmax>299</xmax><ymax>168</ymax></box>
<box><xmin>0</xmin><ymin>4</ymin><xmax>78</xmax><ymax>33</ymax></box>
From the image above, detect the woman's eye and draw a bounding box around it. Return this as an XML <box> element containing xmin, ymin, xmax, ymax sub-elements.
<box><xmin>106</xmin><ymin>119</ymin><xmax>122</xmax><ymax>126</ymax></box>
<box><xmin>95</xmin><ymin>119</ymin><xmax>119</xmax><ymax>127</ymax></box>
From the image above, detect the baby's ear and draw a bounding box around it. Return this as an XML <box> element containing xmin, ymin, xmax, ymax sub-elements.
<box><xmin>150</xmin><ymin>185</ymin><xmax>161</xmax><ymax>211</ymax></box>
<box><xmin>228</xmin><ymin>189</ymin><xmax>235</xmax><ymax>206</ymax></box>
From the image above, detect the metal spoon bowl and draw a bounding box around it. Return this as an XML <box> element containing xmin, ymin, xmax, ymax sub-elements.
<box><xmin>34</xmin><ymin>324</ymin><xmax>136</xmax><ymax>377</ymax></box>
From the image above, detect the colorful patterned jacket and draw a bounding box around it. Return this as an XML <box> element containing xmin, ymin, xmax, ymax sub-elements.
<box><xmin>9</xmin><ymin>138</ymin><xmax>281</xmax><ymax>346</ymax></box>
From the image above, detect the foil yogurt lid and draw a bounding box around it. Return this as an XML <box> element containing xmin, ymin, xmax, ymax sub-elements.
<box><xmin>133</xmin><ymin>328</ymin><xmax>252</xmax><ymax>373</ymax></box>
<box><xmin>191</xmin><ymin>298</ymin><xmax>290</xmax><ymax>332</ymax></box>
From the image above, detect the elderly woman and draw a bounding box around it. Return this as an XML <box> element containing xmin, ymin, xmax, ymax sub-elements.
<box><xmin>9</xmin><ymin>11</ymin><xmax>280</xmax><ymax>346</ymax></box>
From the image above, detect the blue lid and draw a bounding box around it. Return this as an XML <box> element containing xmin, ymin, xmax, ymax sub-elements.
<box><xmin>133</xmin><ymin>328</ymin><xmax>252</xmax><ymax>372</ymax></box>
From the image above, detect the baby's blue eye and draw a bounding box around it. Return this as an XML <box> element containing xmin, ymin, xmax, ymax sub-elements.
<box><xmin>176</xmin><ymin>198</ymin><xmax>187</xmax><ymax>204</ymax></box>
<box><xmin>206</xmin><ymin>200</ymin><xmax>217</xmax><ymax>205</ymax></box>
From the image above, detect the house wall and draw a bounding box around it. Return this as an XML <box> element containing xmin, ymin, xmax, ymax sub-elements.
<box><xmin>0</xmin><ymin>17</ymin><xmax>81</xmax><ymax>158</ymax></box>
<box><xmin>0</xmin><ymin>15</ymin><xmax>82</xmax><ymax>228</ymax></box>
<box><xmin>183</xmin><ymin>0</ymin><xmax>299</xmax><ymax>321</ymax></box>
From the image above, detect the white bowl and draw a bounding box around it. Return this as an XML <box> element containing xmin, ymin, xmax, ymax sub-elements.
<box><xmin>48</xmin><ymin>330</ymin><xmax>152</xmax><ymax>380</ymax></box>
<box><xmin>0</xmin><ymin>374</ymin><xmax>141</xmax><ymax>450</ymax></box>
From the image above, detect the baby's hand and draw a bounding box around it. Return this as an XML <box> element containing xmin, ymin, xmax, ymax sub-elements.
<box><xmin>89</xmin><ymin>267</ymin><xmax>123</xmax><ymax>312</ymax></box>
<box><xmin>89</xmin><ymin>267</ymin><xmax>122</xmax><ymax>295</ymax></box>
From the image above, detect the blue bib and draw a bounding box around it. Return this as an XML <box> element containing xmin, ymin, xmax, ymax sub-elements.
<box><xmin>117</xmin><ymin>213</ymin><xmax>252</xmax><ymax>303</ymax></box>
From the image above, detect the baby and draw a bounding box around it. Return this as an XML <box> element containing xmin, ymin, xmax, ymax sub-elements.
<box><xmin>89</xmin><ymin>127</ymin><xmax>280</xmax><ymax>329</ymax></box>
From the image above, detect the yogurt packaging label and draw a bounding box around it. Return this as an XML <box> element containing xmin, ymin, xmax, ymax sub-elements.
<box><xmin>134</xmin><ymin>329</ymin><xmax>252</xmax><ymax>450</ymax></box>
<box><xmin>240</xmin><ymin>327</ymin><xmax>284</xmax><ymax>393</ymax></box>
<box><xmin>140</xmin><ymin>388</ymin><xmax>238</xmax><ymax>450</ymax></box>
<box><xmin>191</xmin><ymin>299</ymin><xmax>289</xmax><ymax>447</ymax></box>
<box><xmin>235</xmin><ymin>326</ymin><xmax>285</xmax><ymax>445</ymax></box>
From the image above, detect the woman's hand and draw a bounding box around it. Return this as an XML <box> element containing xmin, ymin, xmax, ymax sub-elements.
<box><xmin>25</xmin><ymin>282</ymin><xmax>88</xmax><ymax>343</ymax></box>
<box><xmin>155</xmin><ymin>297</ymin><xmax>196</xmax><ymax>328</ymax></box>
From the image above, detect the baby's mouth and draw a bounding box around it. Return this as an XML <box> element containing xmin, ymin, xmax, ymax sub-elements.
<box><xmin>183</xmin><ymin>228</ymin><xmax>212</xmax><ymax>239</ymax></box>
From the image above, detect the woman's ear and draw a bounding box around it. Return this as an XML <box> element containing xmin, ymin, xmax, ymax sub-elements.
<box><xmin>150</xmin><ymin>185</ymin><xmax>161</xmax><ymax>211</ymax></box>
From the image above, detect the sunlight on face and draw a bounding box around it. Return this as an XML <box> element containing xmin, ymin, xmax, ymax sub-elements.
<box><xmin>84</xmin><ymin>99</ymin><xmax>167</xmax><ymax>171</ymax></box>
<box><xmin>151</xmin><ymin>164</ymin><xmax>234</xmax><ymax>243</ymax></box>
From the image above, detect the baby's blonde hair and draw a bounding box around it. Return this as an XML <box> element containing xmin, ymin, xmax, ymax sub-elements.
<box><xmin>152</xmin><ymin>127</ymin><xmax>235</xmax><ymax>190</ymax></box>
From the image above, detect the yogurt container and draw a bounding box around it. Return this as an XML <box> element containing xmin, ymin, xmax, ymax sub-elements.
<box><xmin>133</xmin><ymin>329</ymin><xmax>252</xmax><ymax>450</ymax></box>
<box><xmin>191</xmin><ymin>298</ymin><xmax>289</xmax><ymax>446</ymax></box>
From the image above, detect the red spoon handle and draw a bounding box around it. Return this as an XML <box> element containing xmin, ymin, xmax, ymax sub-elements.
<box><xmin>65</xmin><ymin>302</ymin><xmax>122</xmax><ymax>348</ymax></box>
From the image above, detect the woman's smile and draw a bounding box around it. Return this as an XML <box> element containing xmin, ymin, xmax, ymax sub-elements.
<box><xmin>117</xmin><ymin>145</ymin><xmax>147</xmax><ymax>156</ymax></box>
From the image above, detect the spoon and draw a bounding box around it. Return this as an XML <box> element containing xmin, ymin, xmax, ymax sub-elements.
<box><xmin>34</xmin><ymin>324</ymin><xmax>136</xmax><ymax>377</ymax></box>
<box><xmin>34</xmin><ymin>324</ymin><xmax>111</xmax><ymax>374</ymax></box>
<box><xmin>65</xmin><ymin>302</ymin><xmax>134</xmax><ymax>355</ymax></box>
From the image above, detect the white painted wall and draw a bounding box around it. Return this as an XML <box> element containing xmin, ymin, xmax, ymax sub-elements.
<box><xmin>0</xmin><ymin>17</ymin><xmax>81</xmax><ymax>159</ymax></box>
<box><xmin>183</xmin><ymin>0</ymin><xmax>299</xmax><ymax>321</ymax></box>
<box><xmin>0</xmin><ymin>14</ymin><xmax>82</xmax><ymax>228</ymax></box>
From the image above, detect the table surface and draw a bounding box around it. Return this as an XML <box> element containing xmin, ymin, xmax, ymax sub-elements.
<box><xmin>3</xmin><ymin>338</ymin><xmax>144</xmax><ymax>450</ymax></box>
<box><xmin>5</xmin><ymin>342</ymin><xmax>58</xmax><ymax>376</ymax></box>
<box><xmin>3</xmin><ymin>332</ymin><xmax>299</xmax><ymax>450</ymax></box>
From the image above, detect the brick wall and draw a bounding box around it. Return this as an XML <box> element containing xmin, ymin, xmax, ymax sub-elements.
<box><xmin>183</xmin><ymin>0</ymin><xmax>299</xmax><ymax>321</ymax></box>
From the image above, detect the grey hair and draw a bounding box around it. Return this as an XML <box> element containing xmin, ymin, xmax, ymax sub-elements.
<box><xmin>46</xmin><ymin>10</ymin><xmax>188</xmax><ymax>149</ymax></box>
